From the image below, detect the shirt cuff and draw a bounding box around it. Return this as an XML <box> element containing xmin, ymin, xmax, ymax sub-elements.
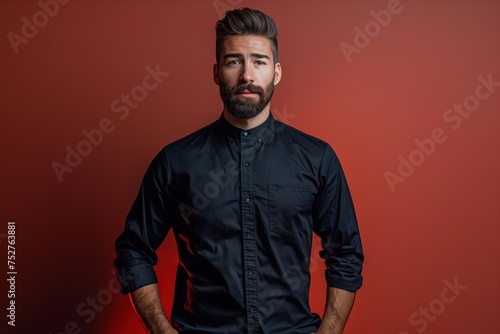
<box><xmin>325</xmin><ymin>269</ymin><xmax>363</xmax><ymax>292</ymax></box>
<box><xmin>114</xmin><ymin>258</ymin><xmax>158</xmax><ymax>294</ymax></box>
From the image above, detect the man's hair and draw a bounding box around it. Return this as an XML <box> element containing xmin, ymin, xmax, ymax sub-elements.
<box><xmin>215</xmin><ymin>8</ymin><xmax>279</xmax><ymax>64</ymax></box>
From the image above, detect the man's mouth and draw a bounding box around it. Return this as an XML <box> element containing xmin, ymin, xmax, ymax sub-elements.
<box><xmin>236</xmin><ymin>89</ymin><xmax>259</xmax><ymax>96</ymax></box>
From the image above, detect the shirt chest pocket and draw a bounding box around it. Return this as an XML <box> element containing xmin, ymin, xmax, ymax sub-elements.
<box><xmin>268</xmin><ymin>184</ymin><xmax>315</xmax><ymax>237</ymax></box>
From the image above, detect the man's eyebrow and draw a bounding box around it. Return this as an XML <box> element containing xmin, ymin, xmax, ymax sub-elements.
<box><xmin>223</xmin><ymin>53</ymin><xmax>243</xmax><ymax>59</ymax></box>
<box><xmin>223</xmin><ymin>53</ymin><xmax>271</xmax><ymax>60</ymax></box>
<box><xmin>251</xmin><ymin>53</ymin><xmax>271</xmax><ymax>60</ymax></box>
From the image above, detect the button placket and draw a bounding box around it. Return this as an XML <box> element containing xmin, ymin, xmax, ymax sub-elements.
<box><xmin>240</xmin><ymin>130</ymin><xmax>259</xmax><ymax>332</ymax></box>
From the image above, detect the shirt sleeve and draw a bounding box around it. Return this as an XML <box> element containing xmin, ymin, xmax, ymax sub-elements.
<box><xmin>312</xmin><ymin>144</ymin><xmax>364</xmax><ymax>292</ymax></box>
<box><xmin>113</xmin><ymin>149</ymin><xmax>173</xmax><ymax>294</ymax></box>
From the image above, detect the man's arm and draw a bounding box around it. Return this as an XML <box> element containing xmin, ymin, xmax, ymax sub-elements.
<box><xmin>315</xmin><ymin>287</ymin><xmax>356</xmax><ymax>334</ymax></box>
<box><xmin>312</xmin><ymin>145</ymin><xmax>363</xmax><ymax>334</ymax></box>
<box><xmin>114</xmin><ymin>150</ymin><xmax>177</xmax><ymax>333</ymax></box>
<box><xmin>130</xmin><ymin>284</ymin><xmax>178</xmax><ymax>334</ymax></box>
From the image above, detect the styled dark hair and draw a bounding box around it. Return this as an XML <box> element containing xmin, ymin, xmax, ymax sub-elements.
<box><xmin>215</xmin><ymin>7</ymin><xmax>278</xmax><ymax>64</ymax></box>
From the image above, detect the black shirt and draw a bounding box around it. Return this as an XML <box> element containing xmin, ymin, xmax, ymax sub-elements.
<box><xmin>114</xmin><ymin>113</ymin><xmax>363</xmax><ymax>334</ymax></box>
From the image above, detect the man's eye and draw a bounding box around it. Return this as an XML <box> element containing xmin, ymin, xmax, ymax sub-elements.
<box><xmin>227</xmin><ymin>60</ymin><xmax>241</xmax><ymax>65</ymax></box>
<box><xmin>256</xmin><ymin>61</ymin><xmax>266</xmax><ymax>65</ymax></box>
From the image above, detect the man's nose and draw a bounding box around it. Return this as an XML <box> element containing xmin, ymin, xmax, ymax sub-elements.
<box><xmin>240</xmin><ymin>63</ymin><xmax>254</xmax><ymax>83</ymax></box>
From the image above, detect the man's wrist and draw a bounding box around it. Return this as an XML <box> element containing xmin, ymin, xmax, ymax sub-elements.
<box><xmin>318</xmin><ymin>308</ymin><xmax>351</xmax><ymax>334</ymax></box>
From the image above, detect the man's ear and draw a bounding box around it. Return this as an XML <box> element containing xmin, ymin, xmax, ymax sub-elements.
<box><xmin>274</xmin><ymin>62</ymin><xmax>282</xmax><ymax>85</ymax></box>
<box><xmin>213</xmin><ymin>63</ymin><xmax>220</xmax><ymax>86</ymax></box>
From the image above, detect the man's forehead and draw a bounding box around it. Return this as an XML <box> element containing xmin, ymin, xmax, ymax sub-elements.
<box><xmin>221</xmin><ymin>35</ymin><xmax>272</xmax><ymax>56</ymax></box>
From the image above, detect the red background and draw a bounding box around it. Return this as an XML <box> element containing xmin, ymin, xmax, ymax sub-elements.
<box><xmin>1</xmin><ymin>1</ymin><xmax>499</xmax><ymax>333</ymax></box>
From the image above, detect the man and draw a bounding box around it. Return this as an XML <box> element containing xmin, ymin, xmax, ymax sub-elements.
<box><xmin>114</xmin><ymin>7</ymin><xmax>363</xmax><ymax>334</ymax></box>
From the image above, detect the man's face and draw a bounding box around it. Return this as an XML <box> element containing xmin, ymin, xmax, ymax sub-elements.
<box><xmin>214</xmin><ymin>35</ymin><xmax>282</xmax><ymax>120</ymax></box>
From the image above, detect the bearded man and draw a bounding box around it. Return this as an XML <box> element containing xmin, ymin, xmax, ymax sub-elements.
<box><xmin>114</xmin><ymin>7</ymin><xmax>363</xmax><ymax>334</ymax></box>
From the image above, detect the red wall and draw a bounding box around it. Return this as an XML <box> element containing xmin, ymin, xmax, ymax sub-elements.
<box><xmin>1</xmin><ymin>1</ymin><xmax>499</xmax><ymax>333</ymax></box>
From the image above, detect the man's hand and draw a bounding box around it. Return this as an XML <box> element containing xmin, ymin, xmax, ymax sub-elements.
<box><xmin>315</xmin><ymin>287</ymin><xmax>356</xmax><ymax>334</ymax></box>
<box><xmin>130</xmin><ymin>284</ymin><xmax>178</xmax><ymax>334</ymax></box>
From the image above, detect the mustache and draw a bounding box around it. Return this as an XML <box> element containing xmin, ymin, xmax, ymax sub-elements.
<box><xmin>232</xmin><ymin>83</ymin><xmax>264</xmax><ymax>95</ymax></box>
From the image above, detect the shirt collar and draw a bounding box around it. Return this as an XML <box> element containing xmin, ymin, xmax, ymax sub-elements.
<box><xmin>217</xmin><ymin>111</ymin><xmax>275</xmax><ymax>143</ymax></box>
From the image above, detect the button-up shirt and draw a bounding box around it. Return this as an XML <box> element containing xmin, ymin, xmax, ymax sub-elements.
<box><xmin>114</xmin><ymin>113</ymin><xmax>363</xmax><ymax>334</ymax></box>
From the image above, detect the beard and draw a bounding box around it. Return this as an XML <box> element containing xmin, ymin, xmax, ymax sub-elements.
<box><xmin>219</xmin><ymin>79</ymin><xmax>275</xmax><ymax>120</ymax></box>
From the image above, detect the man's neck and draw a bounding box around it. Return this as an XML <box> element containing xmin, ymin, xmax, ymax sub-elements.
<box><xmin>223</xmin><ymin>106</ymin><xmax>271</xmax><ymax>130</ymax></box>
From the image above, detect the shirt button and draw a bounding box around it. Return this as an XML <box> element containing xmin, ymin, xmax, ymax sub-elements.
<box><xmin>248</xmin><ymin>271</ymin><xmax>253</xmax><ymax>276</ymax></box>
<box><xmin>257</xmin><ymin>138</ymin><xmax>263</xmax><ymax>143</ymax></box>
<box><xmin>243</xmin><ymin>131</ymin><xmax>248</xmax><ymax>137</ymax></box>
<box><xmin>245</xmin><ymin>232</ymin><xmax>252</xmax><ymax>237</ymax></box>
<box><xmin>244</xmin><ymin>162</ymin><xmax>249</xmax><ymax>167</ymax></box>
<box><xmin>245</xmin><ymin>198</ymin><xmax>250</xmax><ymax>203</ymax></box>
